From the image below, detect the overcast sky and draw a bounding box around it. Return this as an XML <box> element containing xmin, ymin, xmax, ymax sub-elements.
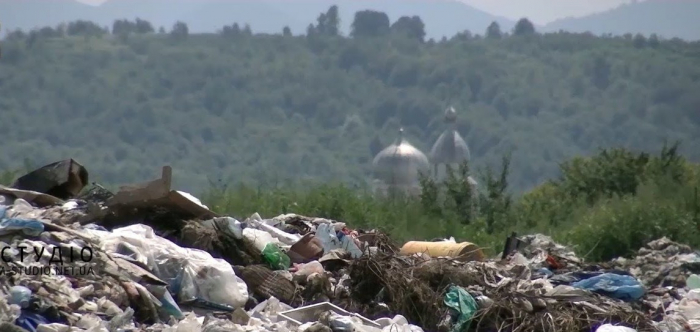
<box><xmin>75</xmin><ymin>0</ymin><xmax>638</xmax><ymax>25</ymax></box>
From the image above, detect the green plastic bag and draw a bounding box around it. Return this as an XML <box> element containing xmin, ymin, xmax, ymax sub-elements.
<box><xmin>261</xmin><ymin>243</ymin><xmax>291</xmax><ymax>270</ymax></box>
<box><xmin>444</xmin><ymin>285</ymin><xmax>478</xmax><ymax>332</ymax></box>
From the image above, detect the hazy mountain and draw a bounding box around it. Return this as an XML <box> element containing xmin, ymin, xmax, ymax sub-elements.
<box><xmin>2</xmin><ymin>0</ymin><xmax>698</xmax><ymax>40</ymax></box>
<box><xmin>0</xmin><ymin>0</ymin><xmax>98</xmax><ymax>31</ymax></box>
<box><xmin>1</xmin><ymin>0</ymin><xmax>514</xmax><ymax>39</ymax></box>
<box><xmin>542</xmin><ymin>0</ymin><xmax>700</xmax><ymax>40</ymax></box>
<box><xmin>462</xmin><ymin>0</ymin><xmax>634</xmax><ymax>25</ymax></box>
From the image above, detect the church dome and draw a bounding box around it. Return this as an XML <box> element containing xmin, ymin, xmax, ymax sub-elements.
<box><xmin>430</xmin><ymin>106</ymin><xmax>470</xmax><ymax>164</ymax></box>
<box><xmin>372</xmin><ymin>128</ymin><xmax>430</xmax><ymax>186</ymax></box>
<box><xmin>444</xmin><ymin>106</ymin><xmax>457</xmax><ymax>122</ymax></box>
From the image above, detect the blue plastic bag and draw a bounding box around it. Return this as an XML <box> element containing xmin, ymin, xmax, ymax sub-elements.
<box><xmin>572</xmin><ymin>273</ymin><xmax>645</xmax><ymax>302</ymax></box>
<box><xmin>0</xmin><ymin>206</ymin><xmax>44</xmax><ymax>237</ymax></box>
<box><xmin>15</xmin><ymin>310</ymin><xmax>50</xmax><ymax>332</ymax></box>
<box><xmin>0</xmin><ymin>218</ymin><xmax>44</xmax><ymax>237</ymax></box>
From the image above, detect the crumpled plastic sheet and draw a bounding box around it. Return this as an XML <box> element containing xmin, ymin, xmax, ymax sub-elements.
<box><xmin>444</xmin><ymin>285</ymin><xmax>477</xmax><ymax>332</ymax></box>
<box><xmin>572</xmin><ymin>273</ymin><xmax>645</xmax><ymax>302</ymax></box>
<box><xmin>85</xmin><ymin>224</ymin><xmax>249</xmax><ymax>308</ymax></box>
<box><xmin>0</xmin><ymin>205</ymin><xmax>44</xmax><ymax>237</ymax></box>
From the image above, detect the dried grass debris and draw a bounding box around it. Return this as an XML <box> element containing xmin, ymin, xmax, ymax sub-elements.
<box><xmin>342</xmin><ymin>253</ymin><xmax>660</xmax><ymax>332</ymax></box>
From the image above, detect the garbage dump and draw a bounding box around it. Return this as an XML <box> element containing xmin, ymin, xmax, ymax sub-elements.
<box><xmin>1</xmin><ymin>161</ymin><xmax>699</xmax><ymax>332</ymax></box>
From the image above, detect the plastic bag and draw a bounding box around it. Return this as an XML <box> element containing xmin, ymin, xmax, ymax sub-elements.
<box><xmin>596</xmin><ymin>324</ymin><xmax>637</xmax><ymax>332</ymax></box>
<box><xmin>221</xmin><ymin>217</ymin><xmax>243</xmax><ymax>239</ymax></box>
<box><xmin>100</xmin><ymin>224</ymin><xmax>249</xmax><ymax>308</ymax></box>
<box><xmin>444</xmin><ymin>285</ymin><xmax>477</xmax><ymax>332</ymax></box>
<box><xmin>316</xmin><ymin>223</ymin><xmax>362</xmax><ymax>258</ymax></box>
<box><xmin>375</xmin><ymin>315</ymin><xmax>425</xmax><ymax>332</ymax></box>
<box><xmin>572</xmin><ymin>273</ymin><xmax>644</xmax><ymax>302</ymax></box>
<box><xmin>0</xmin><ymin>206</ymin><xmax>44</xmax><ymax>237</ymax></box>
<box><xmin>242</xmin><ymin>228</ymin><xmax>277</xmax><ymax>251</ymax></box>
<box><xmin>251</xmin><ymin>220</ymin><xmax>301</xmax><ymax>246</ymax></box>
<box><xmin>146</xmin><ymin>285</ymin><xmax>184</xmax><ymax>319</ymax></box>
<box><xmin>261</xmin><ymin>243</ymin><xmax>291</xmax><ymax>270</ymax></box>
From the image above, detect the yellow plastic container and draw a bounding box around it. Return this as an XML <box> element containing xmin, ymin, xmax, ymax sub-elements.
<box><xmin>399</xmin><ymin>241</ymin><xmax>485</xmax><ymax>262</ymax></box>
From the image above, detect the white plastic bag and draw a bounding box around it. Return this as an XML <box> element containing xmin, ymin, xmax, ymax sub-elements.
<box><xmin>99</xmin><ymin>224</ymin><xmax>249</xmax><ymax>308</ymax></box>
<box><xmin>242</xmin><ymin>228</ymin><xmax>277</xmax><ymax>251</ymax></box>
<box><xmin>595</xmin><ymin>324</ymin><xmax>637</xmax><ymax>332</ymax></box>
<box><xmin>250</xmin><ymin>220</ymin><xmax>301</xmax><ymax>246</ymax></box>
<box><xmin>376</xmin><ymin>315</ymin><xmax>425</xmax><ymax>332</ymax></box>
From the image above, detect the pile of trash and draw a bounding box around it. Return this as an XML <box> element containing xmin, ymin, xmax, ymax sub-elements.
<box><xmin>0</xmin><ymin>159</ymin><xmax>698</xmax><ymax>332</ymax></box>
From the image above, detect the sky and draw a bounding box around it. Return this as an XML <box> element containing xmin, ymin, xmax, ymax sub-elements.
<box><xmin>74</xmin><ymin>0</ymin><xmax>638</xmax><ymax>25</ymax></box>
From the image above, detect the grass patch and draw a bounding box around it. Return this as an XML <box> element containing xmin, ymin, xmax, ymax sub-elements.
<box><xmin>3</xmin><ymin>143</ymin><xmax>699</xmax><ymax>261</ymax></box>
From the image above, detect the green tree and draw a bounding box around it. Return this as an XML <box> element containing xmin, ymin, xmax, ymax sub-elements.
<box><xmin>351</xmin><ymin>10</ymin><xmax>390</xmax><ymax>38</ymax></box>
<box><xmin>390</xmin><ymin>16</ymin><xmax>426</xmax><ymax>42</ymax></box>
<box><xmin>135</xmin><ymin>18</ymin><xmax>155</xmax><ymax>34</ymax></box>
<box><xmin>1</xmin><ymin>17</ymin><xmax>699</xmax><ymax>195</ymax></box>
<box><xmin>633</xmin><ymin>33</ymin><xmax>647</xmax><ymax>48</ymax></box>
<box><xmin>170</xmin><ymin>21</ymin><xmax>189</xmax><ymax>39</ymax></box>
<box><xmin>485</xmin><ymin>21</ymin><xmax>502</xmax><ymax>39</ymax></box>
<box><xmin>316</xmin><ymin>5</ymin><xmax>340</xmax><ymax>36</ymax></box>
<box><xmin>513</xmin><ymin>18</ymin><xmax>536</xmax><ymax>36</ymax></box>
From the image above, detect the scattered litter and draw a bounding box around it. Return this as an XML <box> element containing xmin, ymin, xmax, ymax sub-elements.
<box><xmin>0</xmin><ymin>160</ymin><xmax>691</xmax><ymax>332</ymax></box>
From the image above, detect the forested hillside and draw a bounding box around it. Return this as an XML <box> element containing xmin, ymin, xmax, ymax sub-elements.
<box><xmin>1</xmin><ymin>10</ymin><xmax>699</xmax><ymax>193</ymax></box>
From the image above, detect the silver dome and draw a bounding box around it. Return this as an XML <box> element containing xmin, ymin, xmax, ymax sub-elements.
<box><xmin>372</xmin><ymin>128</ymin><xmax>430</xmax><ymax>186</ymax></box>
<box><xmin>444</xmin><ymin>106</ymin><xmax>457</xmax><ymax>122</ymax></box>
<box><xmin>430</xmin><ymin>107</ymin><xmax>470</xmax><ymax>164</ymax></box>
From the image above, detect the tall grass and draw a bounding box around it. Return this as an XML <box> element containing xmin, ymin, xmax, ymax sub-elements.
<box><xmin>203</xmin><ymin>142</ymin><xmax>700</xmax><ymax>261</ymax></box>
<box><xmin>3</xmin><ymin>143</ymin><xmax>698</xmax><ymax>261</ymax></box>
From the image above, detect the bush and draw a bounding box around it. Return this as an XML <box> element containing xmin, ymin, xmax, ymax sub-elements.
<box><xmin>0</xmin><ymin>170</ymin><xmax>18</xmax><ymax>186</ymax></box>
<box><xmin>201</xmin><ymin>144</ymin><xmax>699</xmax><ymax>261</ymax></box>
<box><xmin>1</xmin><ymin>144</ymin><xmax>698</xmax><ymax>262</ymax></box>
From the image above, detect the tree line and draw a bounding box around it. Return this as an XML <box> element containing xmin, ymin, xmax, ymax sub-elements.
<box><xmin>0</xmin><ymin>5</ymin><xmax>698</xmax><ymax>194</ymax></box>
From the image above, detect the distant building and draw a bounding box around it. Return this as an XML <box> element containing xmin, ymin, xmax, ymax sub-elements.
<box><xmin>429</xmin><ymin>106</ymin><xmax>478</xmax><ymax>192</ymax></box>
<box><xmin>372</xmin><ymin>128</ymin><xmax>430</xmax><ymax>196</ymax></box>
<box><xmin>371</xmin><ymin>107</ymin><xmax>478</xmax><ymax>198</ymax></box>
